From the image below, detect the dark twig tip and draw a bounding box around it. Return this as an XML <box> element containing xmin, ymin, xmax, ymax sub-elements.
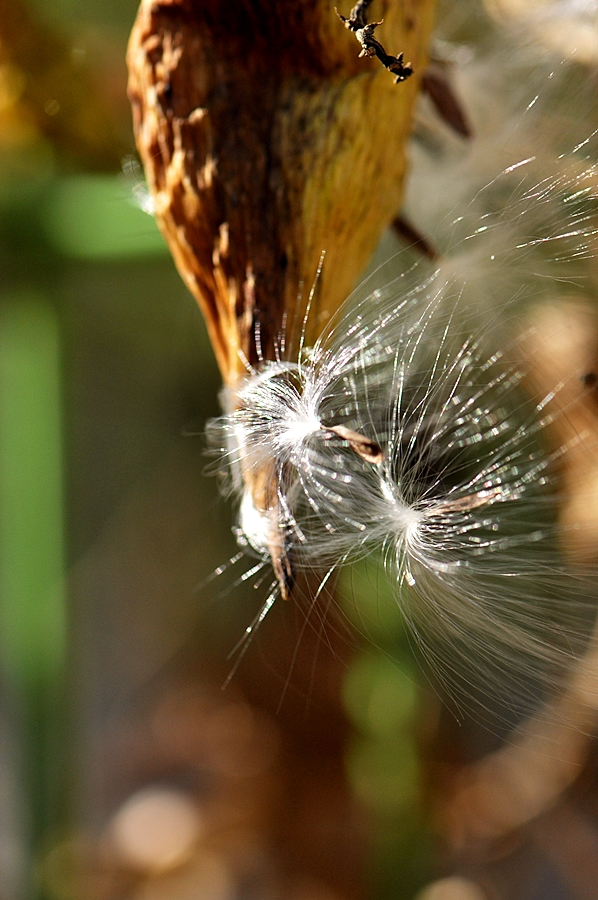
<box><xmin>336</xmin><ymin>1</ymin><xmax>413</xmax><ymax>83</ymax></box>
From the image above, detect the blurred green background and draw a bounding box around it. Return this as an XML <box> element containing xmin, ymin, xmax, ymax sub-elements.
<box><xmin>7</xmin><ymin>2</ymin><xmax>598</xmax><ymax>900</ymax></box>
<box><xmin>0</xmin><ymin>2</ymin><xmax>433</xmax><ymax>899</ymax></box>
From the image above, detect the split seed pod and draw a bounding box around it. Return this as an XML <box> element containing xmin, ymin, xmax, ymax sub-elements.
<box><xmin>127</xmin><ymin>0</ymin><xmax>435</xmax><ymax>591</ymax></box>
<box><xmin>127</xmin><ymin>0</ymin><xmax>434</xmax><ymax>378</ymax></box>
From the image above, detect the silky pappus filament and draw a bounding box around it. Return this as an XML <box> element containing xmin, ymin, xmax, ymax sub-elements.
<box><xmin>206</xmin><ymin>232</ymin><xmax>598</xmax><ymax>718</ymax></box>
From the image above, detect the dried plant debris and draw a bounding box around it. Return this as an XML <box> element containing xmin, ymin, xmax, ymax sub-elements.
<box><xmin>391</xmin><ymin>215</ymin><xmax>440</xmax><ymax>260</ymax></box>
<box><xmin>421</xmin><ymin>59</ymin><xmax>472</xmax><ymax>138</ymax></box>
<box><xmin>336</xmin><ymin>0</ymin><xmax>413</xmax><ymax>82</ymax></box>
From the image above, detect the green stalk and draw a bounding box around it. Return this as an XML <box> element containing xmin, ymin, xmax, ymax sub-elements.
<box><xmin>0</xmin><ymin>295</ymin><xmax>68</xmax><ymax>898</ymax></box>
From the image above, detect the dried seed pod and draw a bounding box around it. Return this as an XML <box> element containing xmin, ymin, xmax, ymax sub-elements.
<box><xmin>127</xmin><ymin>0</ymin><xmax>435</xmax><ymax>383</ymax></box>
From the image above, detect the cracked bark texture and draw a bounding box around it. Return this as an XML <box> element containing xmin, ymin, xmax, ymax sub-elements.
<box><xmin>127</xmin><ymin>0</ymin><xmax>435</xmax><ymax>382</ymax></box>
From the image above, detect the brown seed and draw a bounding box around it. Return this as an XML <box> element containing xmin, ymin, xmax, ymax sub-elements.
<box><xmin>431</xmin><ymin>489</ymin><xmax>502</xmax><ymax>515</ymax></box>
<box><xmin>325</xmin><ymin>424</ymin><xmax>384</xmax><ymax>464</ymax></box>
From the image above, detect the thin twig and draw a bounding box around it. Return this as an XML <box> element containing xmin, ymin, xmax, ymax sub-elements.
<box><xmin>336</xmin><ymin>0</ymin><xmax>413</xmax><ymax>83</ymax></box>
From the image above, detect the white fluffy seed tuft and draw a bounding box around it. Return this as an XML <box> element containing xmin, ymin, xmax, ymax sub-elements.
<box><xmin>205</xmin><ymin>12</ymin><xmax>598</xmax><ymax>719</ymax></box>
